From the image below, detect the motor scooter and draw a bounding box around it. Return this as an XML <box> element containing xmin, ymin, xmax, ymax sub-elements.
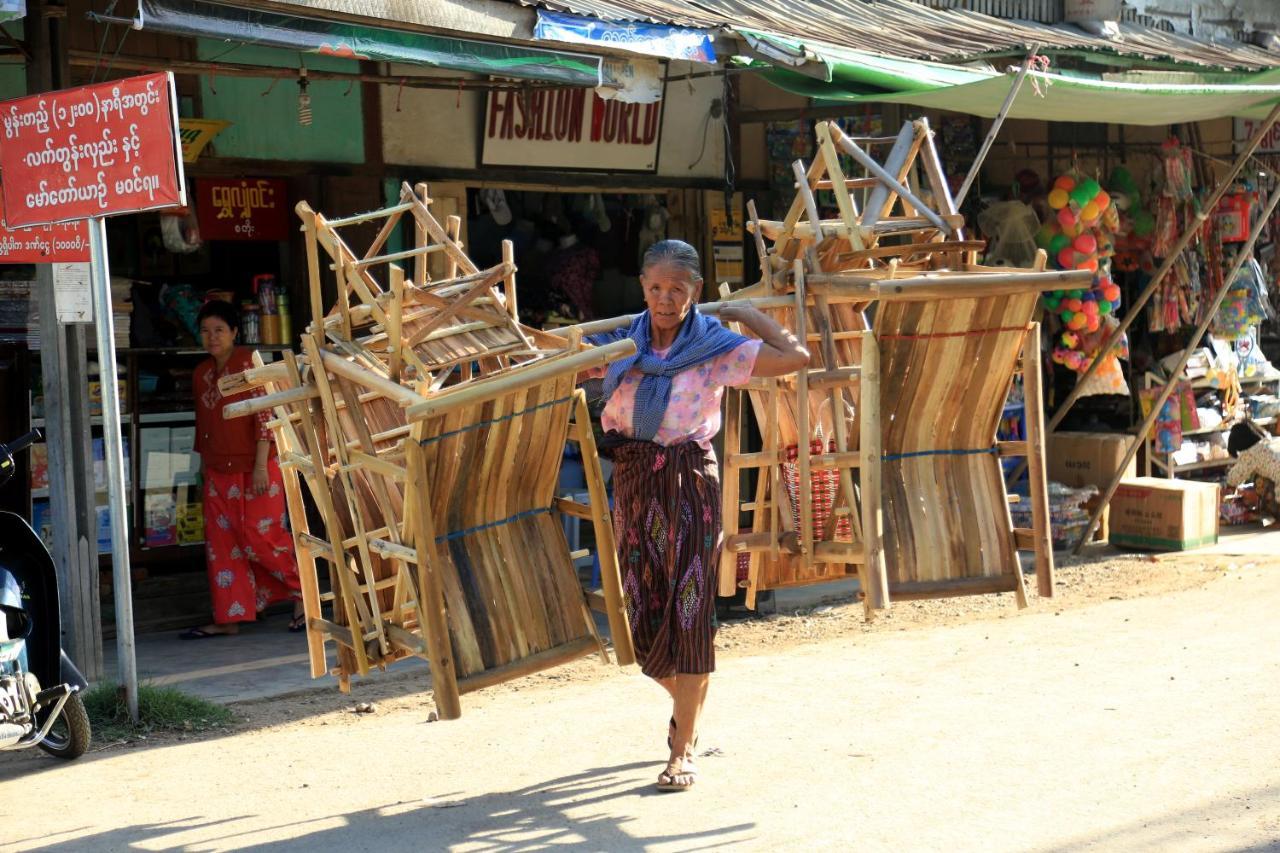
<box><xmin>0</xmin><ymin>429</ymin><xmax>91</xmax><ymax>759</ymax></box>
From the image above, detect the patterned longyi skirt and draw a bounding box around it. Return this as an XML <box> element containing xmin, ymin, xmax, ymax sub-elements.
<box><xmin>606</xmin><ymin>435</ymin><xmax>722</xmax><ymax>679</ymax></box>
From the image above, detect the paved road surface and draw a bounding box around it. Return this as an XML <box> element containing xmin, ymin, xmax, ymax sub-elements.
<box><xmin>5</xmin><ymin>564</ymin><xmax>1279</xmax><ymax>852</ymax></box>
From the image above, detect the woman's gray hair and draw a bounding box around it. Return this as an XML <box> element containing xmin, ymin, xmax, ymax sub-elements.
<box><xmin>641</xmin><ymin>239</ymin><xmax>703</xmax><ymax>283</ymax></box>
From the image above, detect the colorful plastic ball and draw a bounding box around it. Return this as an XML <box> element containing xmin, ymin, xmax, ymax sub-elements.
<box><xmin>1068</xmin><ymin>313</ymin><xmax>1088</xmax><ymax>330</ymax></box>
<box><xmin>1094</xmin><ymin>190</ymin><xmax>1111</xmax><ymax>211</ymax></box>
<box><xmin>1103</xmin><ymin>285</ymin><xmax>1121</xmax><ymax>302</ymax></box>
<box><xmin>1036</xmin><ymin>224</ymin><xmax>1057</xmax><ymax>249</ymax></box>
<box><xmin>1061</xmin><ymin>310</ymin><xmax>1075</xmax><ymax>323</ymax></box>
<box><xmin>1085</xmin><ymin>315</ymin><xmax>1101</xmax><ymax>332</ymax></box>
<box><xmin>1054</xmin><ymin>175</ymin><xmax>1076</xmax><ymax>192</ymax></box>
<box><xmin>1044</xmin><ymin>296</ymin><xmax>1061</xmax><ymax>310</ymax></box>
<box><xmin>1048</xmin><ymin>233</ymin><xmax>1071</xmax><ymax>255</ymax></box>
<box><xmin>1083</xmin><ymin>300</ymin><xmax>1099</xmax><ymax>315</ymax></box>
<box><xmin>1048</xmin><ymin>188</ymin><xmax>1069</xmax><ymax>210</ymax></box>
<box><xmin>1077</xmin><ymin>258</ymin><xmax>1099</xmax><ymax>273</ymax></box>
<box><xmin>1069</xmin><ymin>289</ymin><xmax>1085</xmax><ymax>299</ymax></box>
<box><xmin>1069</xmin><ymin>185</ymin><xmax>1094</xmax><ymax>208</ymax></box>
<box><xmin>1065</xmin><ymin>298</ymin><xmax>1083</xmax><ymax>312</ymax></box>
<box><xmin>1079</xmin><ymin>178</ymin><xmax>1101</xmax><ymax>199</ymax></box>
<box><xmin>1099</xmin><ymin>300</ymin><xmax>1113</xmax><ymax>315</ymax></box>
<box><xmin>1081</xmin><ymin>201</ymin><xmax>1101</xmax><ymax>223</ymax></box>
<box><xmin>1073</xmin><ymin>233</ymin><xmax>1097</xmax><ymax>254</ymax></box>
<box><xmin>1057</xmin><ymin>207</ymin><xmax>1077</xmax><ymax>228</ymax></box>
<box><xmin>1058</xmin><ymin>247</ymin><xmax>1076</xmax><ymax>268</ymax></box>
<box><xmin>1061</xmin><ymin>332</ymin><xmax>1079</xmax><ymax>348</ymax></box>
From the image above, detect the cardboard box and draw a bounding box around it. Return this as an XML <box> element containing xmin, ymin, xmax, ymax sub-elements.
<box><xmin>1048</xmin><ymin>431</ymin><xmax>1138</xmax><ymax>489</ymax></box>
<box><xmin>1110</xmin><ymin>477</ymin><xmax>1220</xmax><ymax>551</ymax></box>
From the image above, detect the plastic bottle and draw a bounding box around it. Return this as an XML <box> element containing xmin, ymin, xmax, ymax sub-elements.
<box><xmin>277</xmin><ymin>292</ymin><xmax>292</xmax><ymax>344</ymax></box>
<box><xmin>241</xmin><ymin>301</ymin><xmax>260</xmax><ymax>345</ymax></box>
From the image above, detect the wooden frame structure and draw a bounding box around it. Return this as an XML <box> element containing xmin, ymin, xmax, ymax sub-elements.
<box><xmin>220</xmin><ymin>183</ymin><xmax>635</xmax><ymax>719</ymax></box>
<box><xmin>718</xmin><ymin>121</ymin><xmax>1089</xmax><ymax>613</ymax></box>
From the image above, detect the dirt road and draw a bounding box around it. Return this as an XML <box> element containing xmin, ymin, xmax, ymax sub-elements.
<box><xmin>5</xmin><ymin>555</ymin><xmax>1279</xmax><ymax>852</ymax></box>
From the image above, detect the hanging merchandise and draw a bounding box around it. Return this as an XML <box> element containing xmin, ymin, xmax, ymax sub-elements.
<box><xmin>1037</xmin><ymin>170</ymin><xmax>1121</xmax><ymax>372</ymax></box>
<box><xmin>977</xmin><ymin>200</ymin><xmax>1039</xmax><ymax>267</ymax></box>
<box><xmin>1216</xmin><ymin>189</ymin><xmax>1254</xmax><ymax>243</ymax></box>
<box><xmin>1213</xmin><ymin>258</ymin><xmax>1273</xmax><ymax>340</ymax></box>
<box><xmin>1161</xmin><ymin>137</ymin><xmax>1195</xmax><ymax>202</ymax></box>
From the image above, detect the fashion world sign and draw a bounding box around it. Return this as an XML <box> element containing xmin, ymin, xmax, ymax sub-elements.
<box><xmin>482</xmin><ymin>86</ymin><xmax>665</xmax><ymax>173</ymax></box>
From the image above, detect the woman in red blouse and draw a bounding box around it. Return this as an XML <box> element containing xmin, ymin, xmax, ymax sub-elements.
<box><xmin>180</xmin><ymin>300</ymin><xmax>303</xmax><ymax>638</ymax></box>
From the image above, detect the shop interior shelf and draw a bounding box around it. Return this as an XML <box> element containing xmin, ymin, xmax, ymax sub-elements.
<box><xmin>1180</xmin><ymin>415</ymin><xmax>1278</xmax><ymax>437</ymax></box>
<box><xmin>1151</xmin><ymin>456</ymin><xmax>1233</xmax><ymax>473</ymax></box>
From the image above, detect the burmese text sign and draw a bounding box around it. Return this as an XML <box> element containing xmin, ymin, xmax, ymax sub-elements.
<box><xmin>0</xmin><ymin>217</ymin><xmax>89</xmax><ymax>263</ymax></box>
<box><xmin>196</xmin><ymin>178</ymin><xmax>289</xmax><ymax>241</ymax></box>
<box><xmin>0</xmin><ymin>72</ymin><xmax>184</xmax><ymax>227</ymax></box>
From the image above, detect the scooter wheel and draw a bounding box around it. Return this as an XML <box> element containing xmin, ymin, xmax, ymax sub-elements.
<box><xmin>37</xmin><ymin>692</ymin><xmax>91</xmax><ymax>760</ymax></box>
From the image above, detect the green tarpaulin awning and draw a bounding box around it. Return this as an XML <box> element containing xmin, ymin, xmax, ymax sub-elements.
<box><xmin>128</xmin><ymin>0</ymin><xmax>603</xmax><ymax>87</ymax></box>
<box><xmin>742</xmin><ymin>31</ymin><xmax>1280</xmax><ymax>125</ymax></box>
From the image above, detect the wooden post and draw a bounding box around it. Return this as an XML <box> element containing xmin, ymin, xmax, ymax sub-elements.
<box><xmin>573</xmin><ymin>392</ymin><xmax>634</xmax><ymax>666</ymax></box>
<box><xmin>34</xmin><ymin>263</ymin><xmax>102</xmax><ymax>680</ymax></box>
<box><xmin>300</xmin><ymin>204</ymin><xmax>326</xmax><ymax>336</ymax></box>
<box><xmin>404</xmin><ymin>434</ymin><xmax>463</xmax><ymax>719</ymax></box>
<box><xmin>720</xmin><ymin>388</ymin><xmax>743</xmax><ymax>597</ymax></box>
<box><xmin>793</xmin><ymin>261</ymin><xmax>814</xmax><ymax>561</ymax></box>
<box><xmin>1022</xmin><ymin>323</ymin><xmax>1054</xmax><ymax>598</ymax></box>
<box><xmin>414</xmin><ymin>182</ymin><xmax>431</xmax><ymax>286</ymax></box>
<box><xmin>859</xmin><ymin>329</ymin><xmax>889</xmax><ymax>612</ymax></box>
<box><xmin>501</xmin><ymin>239</ymin><xmax>519</xmax><ymax>322</ymax></box>
<box><xmin>386</xmin><ymin>264</ymin><xmax>406</xmax><ymax>382</ymax></box>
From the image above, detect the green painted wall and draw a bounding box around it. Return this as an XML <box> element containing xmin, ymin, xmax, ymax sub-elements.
<box><xmin>196</xmin><ymin>41</ymin><xmax>364</xmax><ymax>163</ymax></box>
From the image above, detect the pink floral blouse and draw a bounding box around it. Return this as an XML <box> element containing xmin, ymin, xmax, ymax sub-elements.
<box><xmin>590</xmin><ymin>340</ymin><xmax>761</xmax><ymax>449</ymax></box>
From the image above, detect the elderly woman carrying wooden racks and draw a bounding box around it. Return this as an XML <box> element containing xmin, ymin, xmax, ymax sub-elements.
<box><xmin>585</xmin><ymin>240</ymin><xmax>809</xmax><ymax>791</ymax></box>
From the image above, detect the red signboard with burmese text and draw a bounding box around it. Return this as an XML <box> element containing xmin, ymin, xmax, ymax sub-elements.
<box><xmin>0</xmin><ymin>216</ymin><xmax>89</xmax><ymax>263</ymax></box>
<box><xmin>0</xmin><ymin>72</ymin><xmax>185</xmax><ymax>228</ymax></box>
<box><xmin>195</xmin><ymin>178</ymin><xmax>290</xmax><ymax>241</ymax></box>
<box><xmin>482</xmin><ymin>87</ymin><xmax>664</xmax><ymax>172</ymax></box>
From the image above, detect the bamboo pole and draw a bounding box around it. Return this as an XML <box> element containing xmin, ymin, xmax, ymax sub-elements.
<box><xmin>1022</xmin><ymin>322</ymin><xmax>1054</xmax><ymax>597</ymax></box>
<box><xmin>414</xmin><ymin>183</ymin><xmax>430</xmax><ymax>286</ymax></box>
<box><xmin>447</xmin><ymin>215</ymin><xmax>464</xmax><ymax>281</ymax></box>
<box><xmin>794</xmin><ymin>260</ymin><xmax>814</xmax><ymax>560</ymax></box>
<box><xmin>827</xmin><ymin>124</ymin><xmax>951</xmax><ymax>234</ymax></box>
<box><xmin>954</xmin><ymin>44</ymin><xmax>1041</xmax><ymax>207</ymax></box>
<box><xmin>859</xmin><ymin>329</ymin><xmax>888</xmax><ymax>612</ymax></box>
<box><xmin>317</xmin><ymin>349</ymin><xmax>425</xmax><ymax>408</ymax></box>
<box><xmin>223</xmin><ymin>385</ymin><xmax>320</xmax><ymax>419</ymax></box>
<box><xmin>1045</xmin><ymin>101</ymin><xmax>1280</xmax><ymax>436</ymax></box>
<box><xmin>720</xmin><ymin>387</ymin><xmax>744</xmax><ymax>598</ymax></box>
<box><xmin>807</xmin><ymin>269</ymin><xmax>1092</xmax><ymax>298</ymax></box>
<box><xmin>573</xmin><ymin>392</ymin><xmax>634</xmax><ymax>666</ymax></box>
<box><xmin>387</xmin><ymin>264</ymin><xmax>406</xmax><ymax>381</ymax></box>
<box><xmin>405</xmin><ymin>339</ymin><xmax>635</xmax><ymax>421</ymax></box>
<box><xmin>1072</xmin><ymin>177</ymin><xmax>1280</xmax><ymax>554</ymax></box>
<box><xmin>301</xmin><ymin>205</ymin><xmax>325</xmax><ymax>335</ymax></box>
<box><xmin>501</xmin><ymin>239</ymin><xmax>519</xmax><ymax>321</ymax></box>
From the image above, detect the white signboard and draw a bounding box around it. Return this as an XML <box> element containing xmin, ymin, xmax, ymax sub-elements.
<box><xmin>1235</xmin><ymin>116</ymin><xmax>1280</xmax><ymax>156</ymax></box>
<box><xmin>52</xmin><ymin>261</ymin><xmax>92</xmax><ymax>323</ymax></box>
<box><xmin>482</xmin><ymin>87</ymin><xmax>665</xmax><ymax>173</ymax></box>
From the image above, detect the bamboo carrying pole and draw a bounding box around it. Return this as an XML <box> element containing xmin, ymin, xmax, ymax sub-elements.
<box><xmin>954</xmin><ymin>43</ymin><xmax>1041</xmax><ymax>208</ymax></box>
<box><xmin>1046</xmin><ymin>102</ymin><xmax>1280</xmax><ymax>437</ymax></box>
<box><xmin>1072</xmin><ymin>178</ymin><xmax>1280</xmax><ymax>554</ymax></box>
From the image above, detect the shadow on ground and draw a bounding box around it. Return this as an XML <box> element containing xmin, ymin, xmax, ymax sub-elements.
<box><xmin>19</xmin><ymin>762</ymin><xmax>756</xmax><ymax>852</ymax></box>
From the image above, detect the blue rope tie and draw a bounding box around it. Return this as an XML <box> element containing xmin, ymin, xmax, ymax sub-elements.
<box><xmin>881</xmin><ymin>447</ymin><xmax>997</xmax><ymax>462</ymax></box>
<box><xmin>436</xmin><ymin>506</ymin><xmax>552</xmax><ymax>543</ymax></box>
<box><xmin>419</xmin><ymin>395</ymin><xmax>574</xmax><ymax>446</ymax></box>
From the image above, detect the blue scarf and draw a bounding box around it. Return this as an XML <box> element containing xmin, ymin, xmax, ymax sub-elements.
<box><xmin>588</xmin><ymin>307</ymin><xmax>747</xmax><ymax>441</ymax></box>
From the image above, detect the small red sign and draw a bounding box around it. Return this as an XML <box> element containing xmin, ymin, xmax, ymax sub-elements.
<box><xmin>195</xmin><ymin>178</ymin><xmax>289</xmax><ymax>241</ymax></box>
<box><xmin>0</xmin><ymin>220</ymin><xmax>89</xmax><ymax>263</ymax></box>
<box><xmin>0</xmin><ymin>72</ymin><xmax>185</xmax><ymax>228</ymax></box>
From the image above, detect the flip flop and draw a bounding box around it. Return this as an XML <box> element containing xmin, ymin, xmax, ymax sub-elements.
<box><xmin>179</xmin><ymin>626</ymin><xmax>230</xmax><ymax>640</ymax></box>
<box><xmin>288</xmin><ymin>613</ymin><xmax>306</xmax><ymax>633</ymax></box>
<box><xmin>657</xmin><ymin>758</ymin><xmax>698</xmax><ymax>793</ymax></box>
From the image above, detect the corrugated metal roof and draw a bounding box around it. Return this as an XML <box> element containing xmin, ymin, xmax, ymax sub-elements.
<box><xmin>519</xmin><ymin>0</ymin><xmax>1280</xmax><ymax>70</ymax></box>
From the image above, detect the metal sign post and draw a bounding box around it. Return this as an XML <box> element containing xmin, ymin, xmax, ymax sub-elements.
<box><xmin>86</xmin><ymin>217</ymin><xmax>138</xmax><ymax>720</ymax></box>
